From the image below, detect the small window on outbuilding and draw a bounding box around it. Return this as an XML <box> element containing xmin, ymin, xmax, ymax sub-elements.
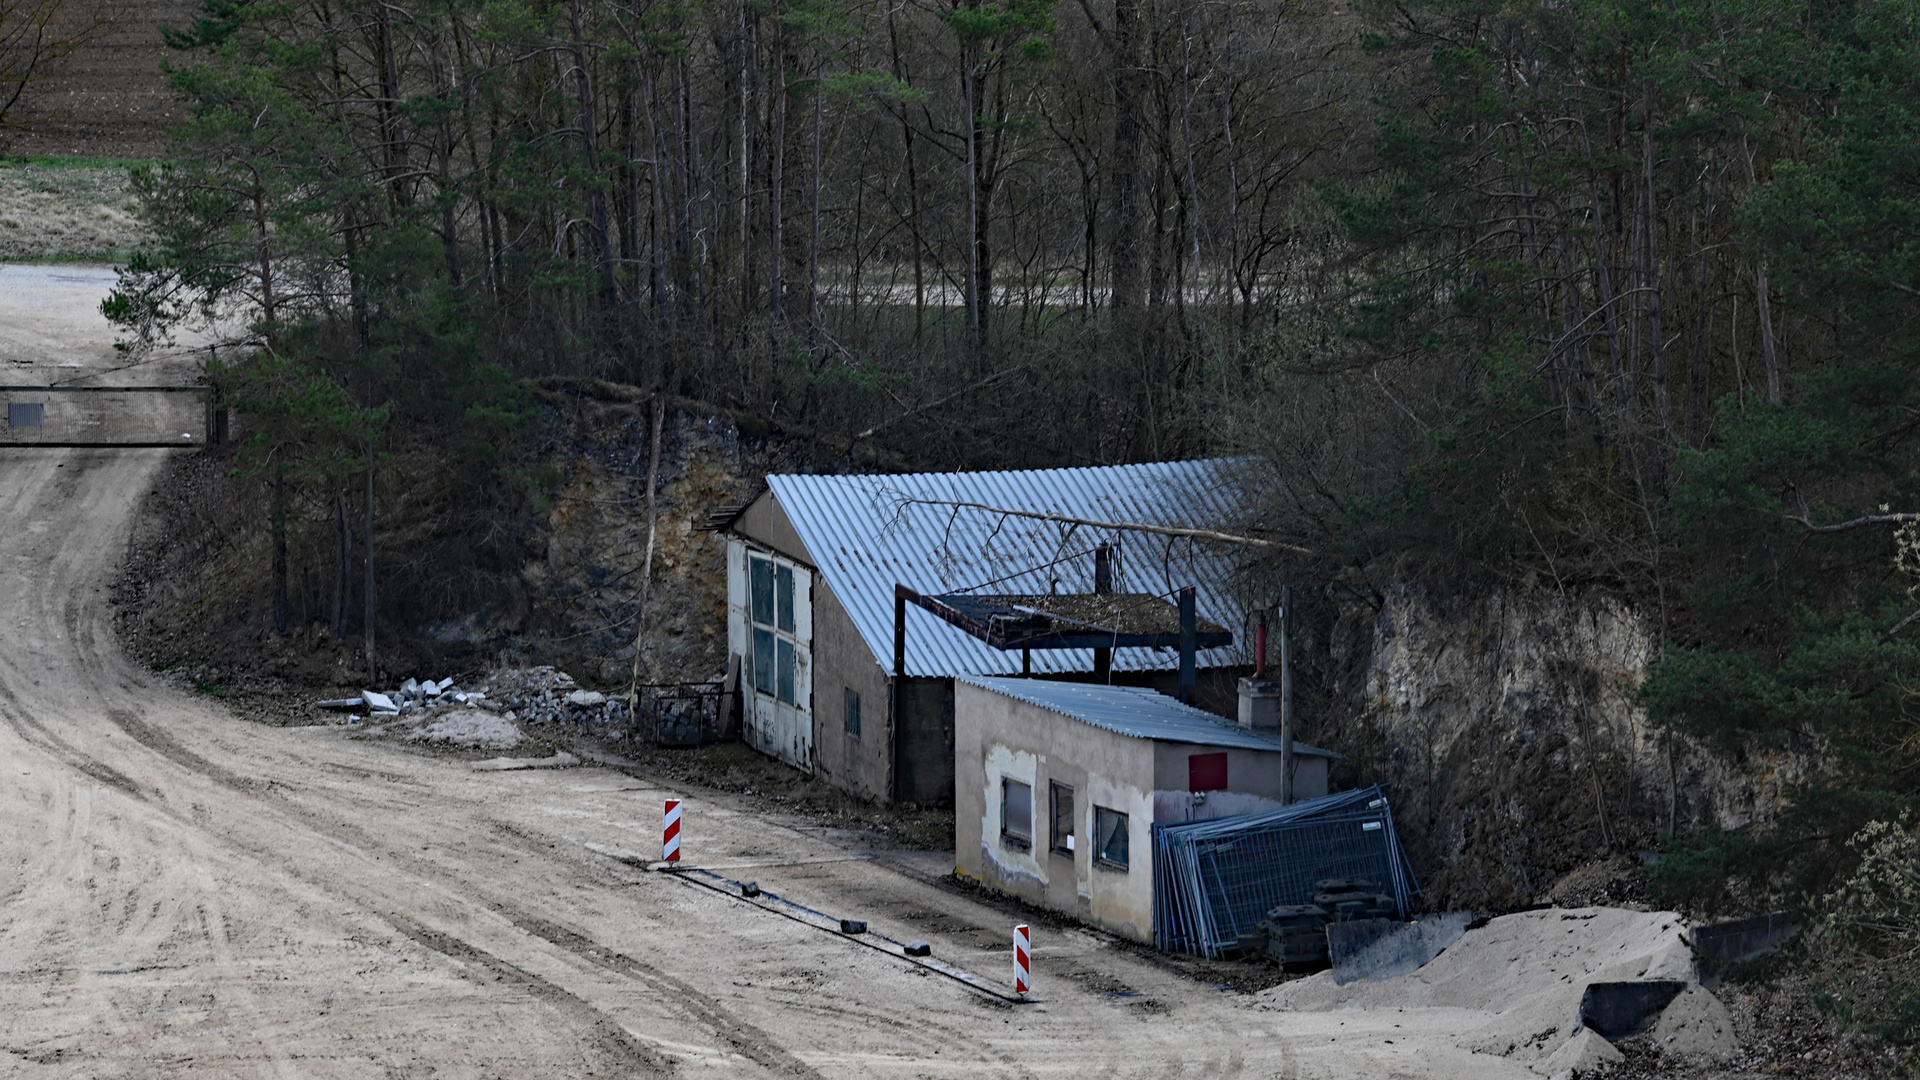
<box><xmin>750</xmin><ymin>556</ymin><xmax>775</xmax><ymax>625</ymax></box>
<box><xmin>1001</xmin><ymin>779</ymin><xmax>1033</xmax><ymax>848</ymax></box>
<box><xmin>1188</xmin><ymin>752</ymin><xmax>1228</xmax><ymax>792</ymax></box>
<box><xmin>1094</xmin><ymin>806</ymin><xmax>1129</xmax><ymax>868</ymax></box>
<box><xmin>776</xmin><ymin>639</ymin><xmax>797</xmax><ymax>704</ymax></box>
<box><xmin>1050</xmin><ymin>782</ymin><xmax>1075</xmax><ymax>855</ymax></box>
<box><xmin>844</xmin><ymin>688</ymin><xmax>861</xmax><ymax>736</ymax></box>
<box><xmin>751</xmin><ymin>628</ymin><xmax>775</xmax><ymax>696</ymax></box>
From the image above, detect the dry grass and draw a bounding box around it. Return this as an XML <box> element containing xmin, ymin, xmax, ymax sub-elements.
<box><xmin>0</xmin><ymin>159</ymin><xmax>150</xmax><ymax>261</ymax></box>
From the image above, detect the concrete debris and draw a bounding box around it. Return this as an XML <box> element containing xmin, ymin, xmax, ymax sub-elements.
<box><xmin>321</xmin><ymin>667</ymin><xmax>636</xmax><ymax>736</ymax></box>
<box><xmin>403</xmin><ymin>709</ymin><xmax>524</xmax><ymax>750</ymax></box>
<box><xmin>471</xmin><ymin>751</ymin><xmax>580</xmax><ymax>772</ymax></box>
<box><xmin>1533</xmin><ymin>1026</ymin><xmax>1622</xmax><ymax>1079</ymax></box>
<box><xmin>477</xmin><ymin>667</ymin><xmax>628</xmax><ymax>730</ymax></box>
<box><xmin>1259</xmin><ymin>907</ymin><xmax>1701</xmax><ymax>1065</ymax></box>
<box><xmin>1649</xmin><ymin>984</ymin><xmax>1738</xmax><ymax>1058</ymax></box>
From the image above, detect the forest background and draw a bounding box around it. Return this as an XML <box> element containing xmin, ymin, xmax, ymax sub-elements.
<box><xmin>4</xmin><ymin>0</ymin><xmax>1920</xmax><ymax>1049</ymax></box>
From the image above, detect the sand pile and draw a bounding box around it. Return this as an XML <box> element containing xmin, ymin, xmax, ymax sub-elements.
<box><xmin>1258</xmin><ymin>907</ymin><xmax>1734</xmax><ymax>1069</ymax></box>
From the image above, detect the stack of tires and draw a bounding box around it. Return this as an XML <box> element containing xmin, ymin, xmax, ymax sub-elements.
<box><xmin>1260</xmin><ymin>904</ymin><xmax>1332</xmax><ymax>967</ymax></box>
<box><xmin>1257</xmin><ymin>878</ymin><xmax>1396</xmax><ymax>969</ymax></box>
<box><xmin>1312</xmin><ymin>878</ymin><xmax>1398</xmax><ymax>923</ymax></box>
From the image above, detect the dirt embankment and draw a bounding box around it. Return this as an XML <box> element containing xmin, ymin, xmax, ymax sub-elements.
<box><xmin>111</xmin><ymin>386</ymin><xmax>839</xmax><ymax>704</ymax></box>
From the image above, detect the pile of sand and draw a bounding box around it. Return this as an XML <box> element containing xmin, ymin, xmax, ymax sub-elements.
<box><xmin>1258</xmin><ymin>907</ymin><xmax>1734</xmax><ymax>1068</ymax></box>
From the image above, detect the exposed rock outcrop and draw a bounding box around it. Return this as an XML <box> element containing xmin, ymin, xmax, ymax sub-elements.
<box><xmin>1333</xmin><ymin>584</ymin><xmax>1817</xmax><ymax>909</ymax></box>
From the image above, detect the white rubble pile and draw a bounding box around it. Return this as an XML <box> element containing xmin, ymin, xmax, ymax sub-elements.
<box><xmin>1258</xmin><ymin>906</ymin><xmax>1739</xmax><ymax>1073</ymax></box>
<box><xmin>403</xmin><ymin>709</ymin><xmax>525</xmax><ymax>750</ymax></box>
<box><xmin>315</xmin><ymin>667</ymin><xmax>627</xmax><ymax>729</ymax></box>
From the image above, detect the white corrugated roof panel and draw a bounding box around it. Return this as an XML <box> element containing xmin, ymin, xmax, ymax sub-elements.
<box><xmin>959</xmin><ymin>676</ymin><xmax>1340</xmax><ymax>757</ymax></box>
<box><xmin>763</xmin><ymin>460</ymin><xmax>1264</xmax><ymax>677</ymax></box>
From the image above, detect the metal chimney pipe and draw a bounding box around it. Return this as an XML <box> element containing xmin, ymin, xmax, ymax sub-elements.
<box><xmin>1093</xmin><ymin>545</ymin><xmax>1114</xmax><ymax>682</ymax></box>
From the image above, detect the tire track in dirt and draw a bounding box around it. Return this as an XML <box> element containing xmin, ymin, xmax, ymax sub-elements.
<box><xmin>384</xmin><ymin>914</ymin><xmax>678</xmax><ymax>1077</ymax></box>
<box><xmin>499</xmin><ymin>910</ymin><xmax>827</xmax><ymax>1079</ymax></box>
<box><xmin>0</xmin><ymin>684</ymin><xmax>146</xmax><ymax>800</ymax></box>
<box><xmin>91</xmin><ymin>702</ymin><xmax>848</xmax><ymax>1076</ymax></box>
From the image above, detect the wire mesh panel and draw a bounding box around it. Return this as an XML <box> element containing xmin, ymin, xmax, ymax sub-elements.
<box><xmin>0</xmin><ymin>386</ymin><xmax>210</xmax><ymax>447</ymax></box>
<box><xmin>1152</xmin><ymin>786</ymin><xmax>1420</xmax><ymax>957</ymax></box>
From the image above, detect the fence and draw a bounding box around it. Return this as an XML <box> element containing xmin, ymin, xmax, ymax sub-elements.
<box><xmin>637</xmin><ymin>680</ymin><xmax>730</xmax><ymax>746</ymax></box>
<box><xmin>0</xmin><ymin>385</ymin><xmax>221</xmax><ymax>447</ymax></box>
<box><xmin>1151</xmin><ymin>785</ymin><xmax>1419</xmax><ymax>958</ymax></box>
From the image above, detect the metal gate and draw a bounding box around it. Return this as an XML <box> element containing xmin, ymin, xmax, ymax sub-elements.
<box><xmin>0</xmin><ymin>385</ymin><xmax>221</xmax><ymax>448</ymax></box>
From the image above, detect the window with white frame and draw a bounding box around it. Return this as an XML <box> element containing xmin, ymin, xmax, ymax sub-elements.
<box><xmin>748</xmin><ymin>553</ymin><xmax>799</xmax><ymax>705</ymax></box>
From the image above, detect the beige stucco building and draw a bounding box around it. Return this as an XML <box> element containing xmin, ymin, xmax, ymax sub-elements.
<box><xmin>954</xmin><ymin>676</ymin><xmax>1338</xmax><ymax>944</ymax></box>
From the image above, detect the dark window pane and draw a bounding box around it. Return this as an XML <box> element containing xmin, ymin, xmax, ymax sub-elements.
<box><xmin>1096</xmin><ymin>807</ymin><xmax>1129</xmax><ymax>867</ymax></box>
<box><xmin>750</xmin><ymin>557</ymin><xmax>774</xmax><ymax>626</ymax></box>
<box><xmin>1050</xmin><ymin>783</ymin><xmax>1075</xmax><ymax>855</ymax></box>
<box><xmin>752</xmin><ymin>628</ymin><xmax>775</xmax><ymax>695</ymax></box>
<box><xmin>776</xmin><ymin>639</ymin><xmax>796</xmax><ymax>704</ymax></box>
<box><xmin>844</xmin><ymin>688</ymin><xmax>861</xmax><ymax>736</ymax></box>
<box><xmin>776</xmin><ymin>564</ymin><xmax>795</xmax><ymax>632</ymax></box>
<box><xmin>1002</xmin><ymin>780</ymin><xmax>1033</xmax><ymax>842</ymax></box>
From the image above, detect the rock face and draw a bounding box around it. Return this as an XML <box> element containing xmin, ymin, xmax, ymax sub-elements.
<box><xmin>1335</xmin><ymin>583</ymin><xmax>1816</xmax><ymax>910</ymax></box>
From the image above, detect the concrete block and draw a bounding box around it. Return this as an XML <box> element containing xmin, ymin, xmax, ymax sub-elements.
<box><xmin>1329</xmin><ymin>912</ymin><xmax>1471</xmax><ymax>985</ymax></box>
<box><xmin>567</xmin><ymin>689</ymin><xmax>607</xmax><ymax>707</ymax></box>
<box><xmin>1693</xmin><ymin>912</ymin><xmax>1801</xmax><ymax>985</ymax></box>
<box><xmin>1237</xmin><ymin>677</ymin><xmax>1280</xmax><ymax>729</ymax></box>
<box><xmin>903</xmin><ymin>941</ymin><xmax>932</xmax><ymax>957</ymax></box>
<box><xmin>361</xmin><ymin>690</ymin><xmax>396</xmax><ymax>712</ymax></box>
<box><xmin>838</xmin><ymin>919</ymin><xmax>867</xmax><ymax>935</ymax></box>
<box><xmin>1578</xmin><ymin>981</ymin><xmax>1688</xmax><ymax>1040</ymax></box>
<box><xmin>741</xmin><ymin>881</ymin><xmax>761</xmax><ymax>897</ymax></box>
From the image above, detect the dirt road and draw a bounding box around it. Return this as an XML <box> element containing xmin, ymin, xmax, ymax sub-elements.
<box><xmin>0</xmin><ymin>267</ymin><xmax>1533</xmax><ymax>1078</ymax></box>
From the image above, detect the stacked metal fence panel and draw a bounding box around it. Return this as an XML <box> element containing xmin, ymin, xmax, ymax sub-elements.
<box><xmin>1152</xmin><ymin>786</ymin><xmax>1419</xmax><ymax>958</ymax></box>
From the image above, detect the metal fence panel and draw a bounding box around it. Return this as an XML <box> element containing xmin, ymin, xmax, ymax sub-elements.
<box><xmin>0</xmin><ymin>386</ymin><xmax>210</xmax><ymax>447</ymax></box>
<box><xmin>1152</xmin><ymin>786</ymin><xmax>1419</xmax><ymax>957</ymax></box>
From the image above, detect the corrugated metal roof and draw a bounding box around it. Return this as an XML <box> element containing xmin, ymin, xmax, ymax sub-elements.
<box><xmin>763</xmin><ymin>460</ymin><xmax>1263</xmax><ymax>677</ymax></box>
<box><xmin>959</xmin><ymin>676</ymin><xmax>1340</xmax><ymax>757</ymax></box>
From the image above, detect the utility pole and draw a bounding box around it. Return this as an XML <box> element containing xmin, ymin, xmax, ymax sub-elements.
<box><xmin>1279</xmin><ymin>583</ymin><xmax>1294</xmax><ymax>804</ymax></box>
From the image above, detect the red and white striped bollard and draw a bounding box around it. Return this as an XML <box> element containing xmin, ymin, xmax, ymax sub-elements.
<box><xmin>663</xmin><ymin>798</ymin><xmax>682</xmax><ymax>864</ymax></box>
<box><xmin>1013</xmin><ymin>924</ymin><xmax>1031</xmax><ymax>995</ymax></box>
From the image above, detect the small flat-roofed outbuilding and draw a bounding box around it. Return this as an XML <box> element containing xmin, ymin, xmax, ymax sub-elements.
<box><xmin>954</xmin><ymin>676</ymin><xmax>1340</xmax><ymax>944</ymax></box>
